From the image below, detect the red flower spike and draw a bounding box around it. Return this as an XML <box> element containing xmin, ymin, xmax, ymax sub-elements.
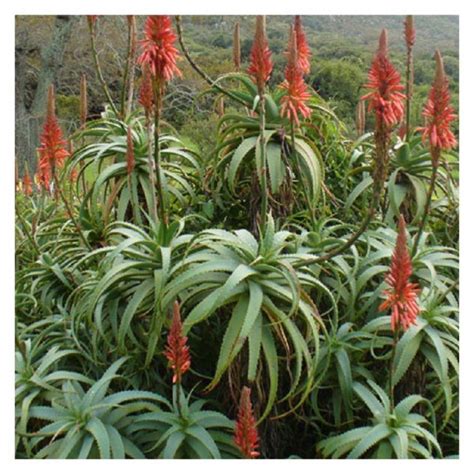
<box><xmin>22</xmin><ymin>169</ymin><xmax>33</xmax><ymax>196</ymax></box>
<box><xmin>279</xmin><ymin>27</ymin><xmax>311</xmax><ymax>126</ymax></box>
<box><xmin>404</xmin><ymin>16</ymin><xmax>416</xmax><ymax>49</ymax></box>
<box><xmin>126</xmin><ymin>126</ymin><xmax>135</xmax><ymax>175</ymax></box>
<box><xmin>379</xmin><ymin>215</ymin><xmax>420</xmax><ymax>332</ymax></box>
<box><xmin>137</xmin><ymin>16</ymin><xmax>181</xmax><ymax>86</ymax></box>
<box><xmin>419</xmin><ymin>50</ymin><xmax>457</xmax><ymax>151</ymax></box>
<box><xmin>294</xmin><ymin>16</ymin><xmax>311</xmax><ymax>75</ymax></box>
<box><xmin>234</xmin><ymin>386</ymin><xmax>260</xmax><ymax>459</ymax></box>
<box><xmin>163</xmin><ymin>301</ymin><xmax>191</xmax><ymax>384</ymax></box>
<box><xmin>361</xmin><ymin>29</ymin><xmax>405</xmax><ymax>128</ymax></box>
<box><xmin>37</xmin><ymin>85</ymin><xmax>70</xmax><ymax>190</ymax></box>
<box><xmin>138</xmin><ymin>66</ymin><xmax>155</xmax><ymax>116</ymax></box>
<box><xmin>248</xmin><ymin>16</ymin><xmax>273</xmax><ymax>94</ymax></box>
<box><xmin>87</xmin><ymin>16</ymin><xmax>98</xmax><ymax>27</ymax></box>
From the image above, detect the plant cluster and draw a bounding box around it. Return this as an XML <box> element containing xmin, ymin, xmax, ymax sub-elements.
<box><xmin>15</xmin><ymin>14</ymin><xmax>458</xmax><ymax>459</ymax></box>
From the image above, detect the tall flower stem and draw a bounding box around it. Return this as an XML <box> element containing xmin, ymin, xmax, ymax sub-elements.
<box><xmin>52</xmin><ymin>168</ymin><xmax>91</xmax><ymax>250</ymax></box>
<box><xmin>121</xmin><ymin>16</ymin><xmax>136</xmax><ymax>118</ymax></box>
<box><xmin>146</xmin><ymin>116</ymin><xmax>159</xmax><ymax>224</ymax></box>
<box><xmin>175</xmin><ymin>16</ymin><xmax>248</xmax><ymax>108</ymax></box>
<box><xmin>389</xmin><ymin>328</ymin><xmax>400</xmax><ymax>411</ymax></box>
<box><xmin>290</xmin><ymin>121</ymin><xmax>315</xmax><ymax>223</ymax></box>
<box><xmin>293</xmin><ymin>140</ymin><xmax>386</xmax><ymax>268</ymax></box>
<box><xmin>175</xmin><ymin>382</ymin><xmax>183</xmax><ymax>418</ymax></box>
<box><xmin>153</xmin><ymin>87</ymin><xmax>168</xmax><ymax>225</ymax></box>
<box><xmin>258</xmin><ymin>96</ymin><xmax>268</xmax><ymax>230</ymax></box>
<box><xmin>405</xmin><ymin>48</ymin><xmax>414</xmax><ymax>138</ymax></box>
<box><xmin>412</xmin><ymin>155</ymin><xmax>439</xmax><ymax>255</ymax></box>
<box><xmin>404</xmin><ymin>16</ymin><xmax>415</xmax><ymax>139</ymax></box>
<box><xmin>88</xmin><ymin>21</ymin><xmax>118</xmax><ymax>116</ymax></box>
<box><xmin>127</xmin><ymin>174</ymin><xmax>141</xmax><ymax>225</ymax></box>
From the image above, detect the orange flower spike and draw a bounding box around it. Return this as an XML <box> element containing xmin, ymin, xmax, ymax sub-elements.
<box><xmin>361</xmin><ymin>29</ymin><xmax>405</xmax><ymax>127</ymax></box>
<box><xmin>126</xmin><ymin>126</ymin><xmax>135</xmax><ymax>175</ymax></box>
<box><xmin>294</xmin><ymin>16</ymin><xmax>311</xmax><ymax>75</ymax></box>
<box><xmin>163</xmin><ymin>301</ymin><xmax>191</xmax><ymax>384</ymax></box>
<box><xmin>404</xmin><ymin>15</ymin><xmax>416</xmax><ymax>49</ymax></box>
<box><xmin>137</xmin><ymin>16</ymin><xmax>181</xmax><ymax>84</ymax></box>
<box><xmin>22</xmin><ymin>169</ymin><xmax>33</xmax><ymax>196</ymax></box>
<box><xmin>37</xmin><ymin>85</ymin><xmax>70</xmax><ymax>190</ymax></box>
<box><xmin>87</xmin><ymin>16</ymin><xmax>98</xmax><ymax>28</ymax></box>
<box><xmin>234</xmin><ymin>386</ymin><xmax>260</xmax><ymax>459</ymax></box>
<box><xmin>138</xmin><ymin>65</ymin><xmax>155</xmax><ymax>117</ymax></box>
<box><xmin>279</xmin><ymin>27</ymin><xmax>311</xmax><ymax>126</ymax></box>
<box><xmin>419</xmin><ymin>50</ymin><xmax>457</xmax><ymax>153</ymax></box>
<box><xmin>379</xmin><ymin>215</ymin><xmax>420</xmax><ymax>332</ymax></box>
<box><xmin>248</xmin><ymin>16</ymin><xmax>273</xmax><ymax>95</ymax></box>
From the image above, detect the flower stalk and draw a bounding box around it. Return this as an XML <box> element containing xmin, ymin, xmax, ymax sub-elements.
<box><xmin>248</xmin><ymin>16</ymin><xmax>273</xmax><ymax>230</ymax></box>
<box><xmin>404</xmin><ymin>15</ymin><xmax>415</xmax><ymax>138</ymax></box>
<box><xmin>164</xmin><ymin>301</ymin><xmax>191</xmax><ymax>418</ymax></box>
<box><xmin>87</xmin><ymin>17</ymin><xmax>118</xmax><ymax>116</ymax></box>
<box><xmin>413</xmin><ymin>50</ymin><xmax>457</xmax><ymax>254</ymax></box>
<box><xmin>233</xmin><ymin>22</ymin><xmax>241</xmax><ymax>71</ymax></box>
<box><xmin>121</xmin><ymin>15</ymin><xmax>137</xmax><ymax>118</ymax></box>
<box><xmin>380</xmin><ymin>215</ymin><xmax>419</xmax><ymax>409</ymax></box>
<box><xmin>294</xmin><ymin>30</ymin><xmax>404</xmax><ymax>268</ymax></box>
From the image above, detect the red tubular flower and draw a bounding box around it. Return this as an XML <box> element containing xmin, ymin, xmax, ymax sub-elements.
<box><xmin>137</xmin><ymin>16</ymin><xmax>181</xmax><ymax>85</ymax></box>
<box><xmin>419</xmin><ymin>50</ymin><xmax>457</xmax><ymax>151</ymax></box>
<box><xmin>379</xmin><ymin>215</ymin><xmax>420</xmax><ymax>332</ymax></box>
<box><xmin>361</xmin><ymin>29</ymin><xmax>405</xmax><ymax>127</ymax></box>
<box><xmin>404</xmin><ymin>15</ymin><xmax>416</xmax><ymax>49</ymax></box>
<box><xmin>22</xmin><ymin>169</ymin><xmax>33</xmax><ymax>196</ymax></box>
<box><xmin>126</xmin><ymin>126</ymin><xmax>135</xmax><ymax>175</ymax></box>
<box><xmin>294</xmin><ymin>16</ymin><xmax>311</xmax><ymax>75</ymax></box>
<box><xmin>138</xmin><ymin>65</ymin><xmax>155</xmax><ymax>116</ymax></box>
<box><xmin>37</xmin><ymin>85</ymin><xmax>70</xmax><ymax>190</ymax></box>
<box><xmin>248</xmin><ymin>16</ymin><xmax>273</xmax><ymax>94</ymax></box>
<box><xmin>163</xmin><ymin>301</ymin><xmax>191</xmax><ymax>384</ymax></box>
<box><xmin>279</xmin><ymin>28</ymin><xmax>311</xmax><ymax>126</ymax></box>
<box><xmin>234</xmin><ymin>386</ymin><xmax>259</xmax><ymax>459</ymax></box>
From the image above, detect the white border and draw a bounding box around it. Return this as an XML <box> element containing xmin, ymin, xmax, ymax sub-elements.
<box><xmin>1</xmin><ymin>0</ymin><xmax>472</xmax><ymax>472</ymax></box>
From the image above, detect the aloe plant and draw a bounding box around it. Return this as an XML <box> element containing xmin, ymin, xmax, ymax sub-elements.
<box><xmin>24</xmin><ymin>358</ymin><xmax>168</xmax><ymax>459</ymax></box>
<box><xmin>318</xmin><ymin>380</ymin><xmax>442</xmax><ymax>458</ymax></box>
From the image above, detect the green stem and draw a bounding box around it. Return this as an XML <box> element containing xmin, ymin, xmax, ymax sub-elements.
<box><xmin>176</xmin><ymin>382</ymin><xmax>183</xmax><ymax>419</ymax></box>
<box><xmin>120</xmin><ymin>19</ymin><xmax>133</xmax><ymax>118</ymax></box>
<box><xmin>88</xmin><ymin>22</ymin><xmax>118</xmax><ymax>116</ymax></box>
<box><xmin>53</xmin><ymin>167</ymin><xmax>91</xmax><ymax>250</ymax></box>
<box><xmin>127</xmin><ymin>173</ymin><xmax>141</xmax><ymax>225</ymax></box>
<box><xmin>146</xmin><ymin>116</ymin><xmax>159</xmax><ymax>224</ymax></box>
<box><xmin>412</xmin><ymin>157</ymin><xmax>439</xmax><ymax>256</ymax></box>
<box><xmin>175</xmin><ymin>16</ymin><xmax>248</xmax><ymax>108</ymax></box>
<box><xmin>126</xmin><ymin>18</ymin><xmax>137</xmax><ymax>117</ymax></box>
<box><xmin>293</xmin><ymin>122</ymin><xmax>388</xmax><ymax>268</ymax></box>
<box><xmin>153</xmin><ymin>88</ymin><xmax>168</xmax><ymax>225</ymax></box>
<box><xmin>405</xmin><ymin>46</ymin><xmax>413</xmax><ymax>138</ymax></box>
<box><xmin>389</xmin><ymin>328</ymin><xmax>400</xmax><ymax>411</ymax></box>
<box><xmin>258</xmin><ymin>95</ymin><xmax>268</xmax><ymax>229</ymax></box>
<box><xmin>291</xmin><ymin>121</ymin><xmax>315</xmax><ymax>223</ymax></box>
